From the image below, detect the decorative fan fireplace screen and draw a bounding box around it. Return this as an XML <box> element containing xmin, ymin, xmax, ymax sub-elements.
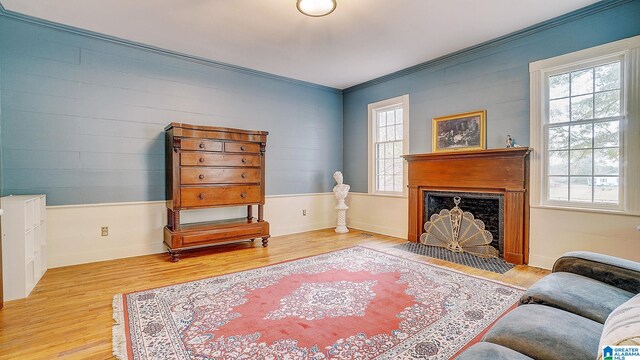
<box><xmin>420</xmin><ymin>197</ymin><xmax>498</xmax><ymax>258</ymax></box>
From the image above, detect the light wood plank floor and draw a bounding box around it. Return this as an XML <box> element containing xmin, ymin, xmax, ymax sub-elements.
<box><xmin>0</xmin><ymin>229</ymin><xmax>549</xmax><ymax>359</ymax></box>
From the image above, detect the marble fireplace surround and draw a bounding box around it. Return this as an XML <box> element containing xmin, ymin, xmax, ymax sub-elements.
<box><xmin>403</xmin><ymin>148</ymin><xmax>531</xmax><ymax>265</ymax></box>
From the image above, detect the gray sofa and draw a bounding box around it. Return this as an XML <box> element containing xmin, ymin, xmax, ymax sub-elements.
<box><xmin>456</xmin><ymin>251</ymin><xmax>640</xmax><ymax>360</ymax></box>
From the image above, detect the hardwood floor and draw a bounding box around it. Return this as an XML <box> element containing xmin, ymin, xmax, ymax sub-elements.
<box><xmin>0</xmin><ymin>229</ymin><xmax>549</xmax><ymax>359</ymax></box>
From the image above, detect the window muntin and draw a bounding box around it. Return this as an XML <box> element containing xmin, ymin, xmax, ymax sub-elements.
<box><xmin>545</xmin><ymin>61</ymin><xmax>623</xmax><ymax>206</ymax></box>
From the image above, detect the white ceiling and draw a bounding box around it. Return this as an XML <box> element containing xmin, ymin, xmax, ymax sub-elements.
<box><xmin>2</xmin><ymin>0</ymin><xmax>600</xmax><ymax>89</ymax></box>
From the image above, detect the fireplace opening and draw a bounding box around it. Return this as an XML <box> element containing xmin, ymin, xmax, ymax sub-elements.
<box><xmin>423</xmin><ymin>191</ymin><xmax>504</xmax><ymax>258</ymax></box>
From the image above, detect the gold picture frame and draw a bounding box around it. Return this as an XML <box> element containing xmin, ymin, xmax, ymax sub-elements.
<box><xmin>432</xmin><ymin>110</ymin><xmax>486</xmax><ymax>153</ymax></box>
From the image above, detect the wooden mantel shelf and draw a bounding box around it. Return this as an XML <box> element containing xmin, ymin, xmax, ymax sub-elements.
<box><xmin>402</xmin><ymin>147</ymin><xmax>532</xmax><ymax>265</ymax></box>
<box><xmin>402</xmin><ymin>147</ymin><xmax>531</xmax><ymax>161</ymax></box>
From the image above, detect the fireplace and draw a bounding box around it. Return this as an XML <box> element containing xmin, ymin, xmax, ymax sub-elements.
<box><xmin>403</xmin><ymin>148</ymin><xmax>531</xmax><ymax>264</ymax></box>
<box><xmin>424</xmin><ymin>191</ymin><xmax>504</xmax><ymax>257</ymax></box>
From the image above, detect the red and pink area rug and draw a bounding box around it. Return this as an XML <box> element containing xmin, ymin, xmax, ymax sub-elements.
<box><xmin>113</xmin><ymin>247</ymin><xmax>524</xmax><ymax>359</ymax></box>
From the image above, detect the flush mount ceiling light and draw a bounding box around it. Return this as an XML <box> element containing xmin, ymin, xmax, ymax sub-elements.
<box><xmin>297</xmin><ymin>0</ymin><xmax>337</xmax><ymax>17</ymax></box>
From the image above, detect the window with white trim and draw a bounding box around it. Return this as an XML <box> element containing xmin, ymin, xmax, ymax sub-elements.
<box><xmin>530</xmin><ymin>36</ymin><xmax>640</xmax><ymax>214</ymax></box>
<box><xmin>368</xmin><ymin>95</ymin><xmax>409</xmax><ymax>195</ymax></box>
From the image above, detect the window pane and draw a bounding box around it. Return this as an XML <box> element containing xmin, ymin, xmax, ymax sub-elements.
<box><xmin>594</xmin><ymin>90</ymin><xmax>620</xmax><ymax>118</ymax></box>
<box><xmin>395</xmin><ymin>124</ymin><xmax>403</xmax><ymax>141</ymax></box>
<box><xmin>548</xmin><ymin>176</ymin><xmax>568</xmax><ymax>201</ymax></box>
<box><xmin>377</xmin><ymin>176</ymin><xmax>384</xmax><ymax>191</ymax></box>
<box><xmin>548</xmin><ymin>151</ymin><xmax>569</xmax><ymax>175</ymax></box>
<box><xmin>594</xmin><ymin>148</ymin><xmax>619</xmax><ymax>175</ymax></box>
<box><xmin>549</xmin><ymin>73</ymin><xmax>570</xmax><ymax>99</ymax></box>
<box><xmin>549</xmin><ymin>126</ymin><xmax>569</xmax><ymax>150</ymax></box>
<box><xmin>379</xmin><ymin>126</ymin><xmax>387</xmax><ymax>142</ymax></box>
<box><xmin>570</xmin><ymin>149</ymin><xmax>592</xmax><ymax>175</ymax></box>
<box><xmin>395</xmin><ymin>109</ymin><xmax>403</xmax><ymax>124</ymax></box>
<box><xmin>549</xmin><ymin>98</ymin><xmax>570</xmax><ymax>123</ymax></box>
<box><xmin>394</xmin><ymin>175</ymin><xmax>403</xmax><ymax>192</ymax></box>
<box><xmin>386</xmin><ymin>111</ymin><xmax>396</xmax><ymax>126</ymax></box>
<box><xmin>570</xmin><ymin>123</ymin><xmax>592</xmax><ymax>149</ymax></box>
<box><xmin>385</xmin><ymin>175</ymin><xmax>393</xmax><ymax>190</ymax></box>
<box><xmin>387</xmin><ymin>125</ymin><xmax>395</xmax><ymax>142</ymax></box>
<box><xmin>571</xmin><ymin>94</ymin><xmax>593</xmax><ymax>121</ymax></box>
<box><xmin>378</xmin><ymin>112</ymin><xmax>386</xmax><ymax>128</ymax></box>
<box><xmin>377</xmin><ymin>143</ymin><xmax>384</xmax><ymax>159</ymax></box>
<box><xmin>594</xmin><ymin>121</ymin><xmax>619</xmax><ymax>147</ymax></box>
<box><xmin>570</xmin><ymin>177</ymin><xmax>592</xmax><ymax>202</ymax></box>
<box><xmin>384</xmin><ymin>143</ymin><xmax>393</xmax><ymax>158</ymax></box>
<box><xmin>595</xmin><ymin>62</ymin><xmax>620</xmax><ymax>92</ymax></box>
<box><xmin>393</xmin><ymin>141</ymin><xmax>402</xmax><ymax>158</ymax></box>
<box><xmin>571</xmin><ymin>68</ymin><xmax>593</xmax><ymax>96</ymax></box>
<box><xmin>384</xmin><ymin>159</ymin><xmax>394</xmax><ymax>174</ymax></box>
<box><xmin>393</xmin><ymin>159</ymin><xmax>402</xmax><ymax>174</ymax></box>
<box><xmin>594</xmin><ymin>177</ymin><xmax>619</xmax><ymax>204</ymax></box>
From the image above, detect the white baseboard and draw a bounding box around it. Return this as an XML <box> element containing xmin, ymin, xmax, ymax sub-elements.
<box><xmin>46</xmin><ymin>193</ymin><xmax>336</xmax><ymax>268</ymax></box>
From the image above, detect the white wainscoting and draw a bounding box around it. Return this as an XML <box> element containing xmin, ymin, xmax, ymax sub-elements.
<box><xmin>46</xmin><ymin>193</ymin><xmax>336</xmax><ymax>268</ymax></box>
<box><xmin>346</xmin><ymin>193</ymin><xmax>408</xmax><ymax>239</ymax></box>
<box><xmin>529</xmin><ymin>207</ymin><xmax>640</xmax><ymax>269</ymax></box>
<box><xmin>48</xmin><ymin>191</ymin><xmax>640</xmax><ymax>270</ymax></box>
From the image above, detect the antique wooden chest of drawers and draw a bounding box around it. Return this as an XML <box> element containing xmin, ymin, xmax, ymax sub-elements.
<box><xmin>164</xmin><ymin>123</ymin><xmax>270</xmax><ymax>262</ymax></box>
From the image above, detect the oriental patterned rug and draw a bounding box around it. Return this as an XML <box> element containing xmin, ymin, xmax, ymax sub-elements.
<box><xmin>113</xmin><ymin>247</ymin><xmax>524</xmax><ymax>360</ymax></box>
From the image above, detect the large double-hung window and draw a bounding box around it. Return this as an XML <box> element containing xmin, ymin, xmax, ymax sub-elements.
<box><xmin>368</xmin><ymin>95</ymin><xmax>409</xmax><ymax>195</ymax></box>
<box><xmin>546</xmin><ymin>60</ymin><xmax>623</xmax><ymax>205</ymax></box>
<box><xmin>530</xmin><ymin>36</ymin><xmax>640</xmax><ymax>214</ymax></box>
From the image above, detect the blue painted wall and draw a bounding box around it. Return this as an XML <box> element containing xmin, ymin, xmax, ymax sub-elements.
<box><xmin>342</xmin><ymin>0</ymin><xmax>640</xmax><ymax>192</ymax></box>
<box><xmin>0</xmin><ymin>15</ymin><xmax>343</xmax><ymax>205</ymax></box>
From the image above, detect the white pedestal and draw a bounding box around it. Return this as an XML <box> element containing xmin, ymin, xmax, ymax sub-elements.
<box><xmin>335</xmin><ymin>200</ymin><xmax>349</xmax><ymax>233</ymax></box>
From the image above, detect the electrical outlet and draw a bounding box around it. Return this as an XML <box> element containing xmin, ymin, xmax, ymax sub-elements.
<box><xmin>302</xmin><ymin>209</ymin><xmax>307</xmax><ymax>216</ymax></box>
<box><xmin>101</xmin><ymin>226</ymin><xmax>109</xmax><ymax>236</ymax></box>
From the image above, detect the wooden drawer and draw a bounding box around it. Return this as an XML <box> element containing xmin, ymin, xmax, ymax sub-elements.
<box><xmin>181</xmin><ymin>186</ymin><xmax>261</xmax><ymax>207</ymax></box>
<box><xmin>180</xmin><ymin>138</ymin><xmax>223</xmax><ymax>152</ymax></box>
<box><xmin>181</xmin><ymin>226</ymin><xmax>262</xmax><ymax>246</ymax></box>
<box><xmin>181</xmin><ymin>168</ymin><xmax>260</xmax><ymax>184</ymax></box>
<box><xmin>181</xmin><ymin>153</ymin><xmax>260</xmax><ymax>167</ymax></box>
<box><xmin>224</xmin><ymin>142</ymin><xmax>260</xmax><ymax>154</ymax></box>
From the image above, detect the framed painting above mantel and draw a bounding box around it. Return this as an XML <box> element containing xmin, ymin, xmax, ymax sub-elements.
<box><xmin>432</xmin><ymin>110</ymin><xmax>486</xmax><ymax>153</ymax></box>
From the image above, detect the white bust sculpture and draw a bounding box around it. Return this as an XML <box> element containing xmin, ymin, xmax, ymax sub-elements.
<box><xmin>332</xmin><ymin>171</ymin><xmax>350</xmax><ymax>233</ymax></box>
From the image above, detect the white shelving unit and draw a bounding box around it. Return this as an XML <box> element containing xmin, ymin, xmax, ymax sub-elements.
<box><xmin>1</xmin><ymin>195</ymin><xmax>47</xmax><ymax>301</ymax></box>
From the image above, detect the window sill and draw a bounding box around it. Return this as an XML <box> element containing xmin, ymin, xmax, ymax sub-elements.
<box><xmin>531</xmin><ymin>204</ymin><xmax>639</xmax><ymax>217</ymax></box>
<box><xmin>355</xmin><ymin>192</ymin><xmax>408</xmax><ymax>199</ymax></box>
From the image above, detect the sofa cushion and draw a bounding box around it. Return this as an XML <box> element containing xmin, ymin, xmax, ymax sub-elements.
<box><xmin>483</xmin><ymin>304</ymin><xmax>603</xmax><ymax>360</ymax></box>
<box><xmin>455</xmin><ymin>342</ymin><xmax>533</xmax><ymax>360</ymax></box>
<box><xmin>598</xmin><ymin>293</ymin><xmax>640</xmax><ymax>359</ymax></box>
<box><xmin>553</xmin><ymin>251</ymin><xmax>640</xmax><ymax>293</ymax></box>
<box><xmin>520</xmin><ymin>272</ymin><xmax>634</xmax><ymax>324</ymax></box>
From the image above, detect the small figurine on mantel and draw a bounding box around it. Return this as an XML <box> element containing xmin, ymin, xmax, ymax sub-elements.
<box><xmin>506</xmin><ymin>135</ymin><xmax>521</xmax><ymax>148</ymax></box>
<box><xmin>332</xmin><ymin>171</ymin><xmax>350</xmax><ymax>233</ymax></box>
<box><xmin>506</xmin><ymin>135</ymin><xmax>514</xmax><ymax>148</ymax></box>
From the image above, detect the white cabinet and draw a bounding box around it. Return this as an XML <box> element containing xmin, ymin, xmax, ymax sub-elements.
<box><xmin>1</xmin><ymin>195</ymin><xmax>47</xmax><ymax>301</ymax></box>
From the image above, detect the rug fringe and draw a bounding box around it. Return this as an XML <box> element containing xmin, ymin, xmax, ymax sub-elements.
<box><xmin>112</xmin><ymin>294</ymin><xmax>128</xmax><ymax>360</ymax></box>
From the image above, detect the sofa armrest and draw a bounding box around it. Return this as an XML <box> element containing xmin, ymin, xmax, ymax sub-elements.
<box><xmin>552</xmin><ymin>251</ymin><xmax>640</xmax><ymax>294</ymax></box>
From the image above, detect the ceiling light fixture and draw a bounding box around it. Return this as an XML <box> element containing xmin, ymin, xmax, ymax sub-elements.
<box><xmin>297</xmin><ymin>0</ymin><xmax>337</xmax><ymax>17</ymax></box>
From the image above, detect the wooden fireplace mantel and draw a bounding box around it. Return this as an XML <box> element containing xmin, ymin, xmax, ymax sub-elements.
<box><xmin>402</xmin><ymin>147</ymin><xmax>532</xmax><ymax>264</ymax></box>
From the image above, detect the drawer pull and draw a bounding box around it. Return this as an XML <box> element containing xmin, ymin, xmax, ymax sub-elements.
<box><xmin>199</xmin><ymin>157</ymin><xmax>205</xmax><ymax>163</ymax></box>
<box><xmin>240</xmin><ymin>192</ymin><xmax>246</xmax><ymax>199</ymax></box>
<box><xmin>198</xmin><ymin>174</ymin><xmax>205</xmax><ymax>180</ymax></box>
<box><xmin>241</xmin><ymin>173</ymin><xmax>247</xmax><ymax>179</ymax></box>
<box><xmin>240</xmin><ymin>145</ymin><xmax>246</xmax><ymax>151</ymax></box>
<box><xmin>198</xmin><ymin>193</ymin><xmax>205</xmax><ymax>200</ymax></box>
<box><xmin>241</xmin><ymin>158</ymin><xmax>247</xmax><ymax>164</ymax></box>
<box><xmin>199</xmin><ymin>142</ymin><xmax>205</xmax><ymax>149</ymax></box>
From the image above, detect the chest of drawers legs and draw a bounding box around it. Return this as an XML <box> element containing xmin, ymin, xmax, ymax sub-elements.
<box><xmin>164</xmin><ymin>123</ymin><xmax>269</xmax><ymax>262</ymax></box>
